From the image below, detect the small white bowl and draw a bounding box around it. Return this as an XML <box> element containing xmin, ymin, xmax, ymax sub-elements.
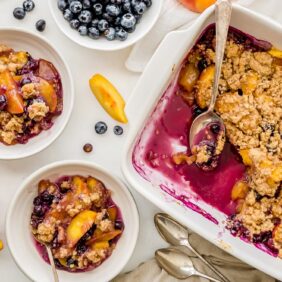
<box><xmin>48</xmin><ymin>0</ymin><xmax>163</xmax><ymax>51</ymax></box>
<box><xmin>6</xmin><ymin>160</ymin><xmax>139</xmax><ymax>282</ymax></box>
<box><xmin>0</xmin><ymin>27</ymin><xmax>74</xmax><ymax>160</ymax></box>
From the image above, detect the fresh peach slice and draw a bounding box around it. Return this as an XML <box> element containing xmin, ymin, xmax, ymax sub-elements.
<box><xmin>66</xmin><ymin>210</ymin><xmax>97</xmax><ymax>248</ymax></box>
<box><xmin>89</xmin><ymin>74</ymin><xmax>128</xmax><ymax>123</ymax></box>
<box><xmin>0</xmin><ymin>70</ymin><xmax>24</xmax><ymax>114</ymax></box>
<box><xmin>107</xmin><ymin>206</ymin><xmax>118</xmax><ymax>221</ymax></box>
<box><xmin>37</xmin><ymin>78</ymin><xmax>57</xmax><ymax>113</ymax></box>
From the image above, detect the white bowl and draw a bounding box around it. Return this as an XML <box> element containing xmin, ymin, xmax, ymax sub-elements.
<box><xmin>0</xmin><ymin>28</ymin><xmax>74</xmax><ymax>160</ymax></box>
<box><xmin>6</xmin><ymin>160</ymin><xmax>139</xmax><ymax>282</ymax></box>
<box><xmin>122</xmin><ymin>4</ymin><xmax>282</xmax><ymax>280</ymax></box>
<box><xmin>48</xmin><ymin>0</ymin><xmax>163</xmax><ymax>51</ymax></box>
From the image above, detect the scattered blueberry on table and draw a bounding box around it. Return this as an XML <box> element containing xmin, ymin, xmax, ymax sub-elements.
<box><xmin>57</xmin><ymin>0</ymin><xmax>152</xmax><ymax>41</ymax></box>
<box><xmin>13</xmin><ymin>7</ymin><xmax>26</xmax><ymax>20</ymax></box>
<box><xmin>95</xmin><ymin>121</ymin><xmax>108</xmax><ymax>134</ymax></box>
<box><xmin>23</xmin><ymin>0</ymin><xmax>35</xmax><ymax>12</ymax></box>
<box><xmin>113</xmin><ymin>125</ymin><xmax>123</xmax><ymax>136</ymax></box>
<box><xmin>36</xmin><ymin>19</ymin><xmax>46</xmax><ymax>32</ymax></box>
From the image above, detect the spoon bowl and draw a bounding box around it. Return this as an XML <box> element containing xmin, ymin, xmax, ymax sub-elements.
<box><xmin>155</xmin><ymin>247</ymin><xmax>220</xmax><ymax>282</ymax></box>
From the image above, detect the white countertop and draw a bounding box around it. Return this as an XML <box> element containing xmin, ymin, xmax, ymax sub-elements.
<box><xmin>0</xmin><ymin>0</ymin><xmax>281</xmax><ymax>281</ymax></box>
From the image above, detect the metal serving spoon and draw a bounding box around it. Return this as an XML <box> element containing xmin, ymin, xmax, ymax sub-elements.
<box><xmin>156</xmin><ymin>247</ymin><xmax>221</xmax><ymax>282</ymax></box>
<box><xmin>34</xmin><ymin>236</ymin><xmax>59</xmax><ymax>282</ymax></box>
<box><xmin>154</xmin><ymin>213</ymin><xmax>229</xmax><ymax>282</ymax></box>
<box><xmin>189</xmin><ymin>0</ymin><xmax>232</xmax><ymax>148</ymax></box>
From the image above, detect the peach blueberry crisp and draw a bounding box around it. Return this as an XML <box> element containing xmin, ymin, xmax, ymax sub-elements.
<box><xmin>176</xmin><ymin>25</ymin><xmax>282</xmax><ymax>256</ymax></box>
<box><xmin>0</xmin><ymin>44</ymin><xmax>62</xmax><ymax>145</ymax></box>
<box><xmin>30</xmin><ymin>175</ymin><xmax>124</xmax><ymax>272</ymax></box>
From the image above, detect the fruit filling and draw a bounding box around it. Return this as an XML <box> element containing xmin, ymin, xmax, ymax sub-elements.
<box><xmin>0</xmin><ymin>44</ymin><xmax>63</xmax><ymax>145</ymax></box>
<box><xmin>133</xmin><ymin>24</ymin><xmax>282</xmax><ymax>256</ymax></box>
<box><xmin>30</xmin><ymin>175</ymin><xmax>124</xmax><ymax>272</ymax></box>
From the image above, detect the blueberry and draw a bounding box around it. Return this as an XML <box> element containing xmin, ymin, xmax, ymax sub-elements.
<box><xmin>121</xmin><ymin>13</ymin><xmax>136</xmax><ymax>29</ymax></box>
<box><xmin>66</xmin><ymin>257</ymin><xmax>78</xmax><ymax>267</ymax></box>
<box><xmin>237</xmin><ymin>89</ymin><xmax>243</xmax><ymax>96</ymax></box>
<box><xmin>41</xmin><ymin>191</ymin><xmax>54</xmax><ymax>205</ymax></box>
<box><xmin>78</xmin><ymin>10</ymin><xmax>92</xmax><ymax>23</ymax></box>
<box><xmin>192</xmin><ymin>106</ymin><xmax>205</xmax><ymax>117</ymax></box>
<box><xmin>114</xmin><ymin>16</ymin><xmax>121</xmax><ymax>26</ymax></box>
<box><xmin>23</xmin><ymin>0</ymin><xmax>35</xmax><ymax>12</ymax></box>
<box><xmin>36</xmin><ymin>19</ymin><xmax>46</xmax><ymax>32</ymax></box>
<box><xmin>82</xmin><ymin>0</ymin><xmax>91</xmax><ymax>8</ymax></box>
<box><xmin>103</xmin><ymin>13</ymin><xmax>114</xmax><ymax>23</ymax></box>
<box><xmin>116</xmin><ymin>27</ymin><xmax>128</xmax><ymax>41</ymax></box>
<box><xmin>91</xmin><ymin>18</ymin><xmax>99</xmax><ymax>27</ymax></box>
<box><xmin>0</xmin><ymin>95</ymin><xmax>7</xmax><ymax>111</ymax></box>
<box><xmin>76</xmin><ymin>243</ymin><xmax>88</xmax><ymax>255</ymax></box>
<box><xmin>98</xmin><ymin>19</ymin><xmax>109</xmax><ymax>32</ymax></box>
<box><xmin>78</xmin><ymin>25</ymin><xmax>88</xmax><ymax>35</ymax></box>
<box><xmin>95</xmin><ymin>121</ymin><xmax>108</xmax><ymax>134</ymax></box>
<box><xmin>13</xmin><ymin>7</ymin><xmax>26</xmax><ymax>20</ymax></box>
<box><xmin>114</xmin><ymin>220</ymin><xmax>124</xmax><ymax>230</ymax></box>
<box><xmin>143</xmin><ymin>0</ymin><xmax>152</xmax><ymax>7</ymax></box>
<box><xmin>110</xmin><ymin>0</ymin><xmax>122</xmax><ymax>4</ymax></box>
<box><xmin>104</xmin><ymin>27</ymin><xmax>116</xmax><ymax>41</ymax></box>
<box><xmin>70</xmin><ymin>19</ymin><xmax>80</xmax><ymax>29</ymax></box>
<box><xmin>20</xmin><ymin>77</ymin><xmax>32</xmax><ymax>86</ymax></box>
<box><xmin>93</xmin><ymin>3</ymin><xmax>103</xmax><ymax>15</ymax></box>
<box><xmin>134</xmin><ymin>13</ymin><xmax>142</xmax><ymax>23</ymax></box>
<box><xmin>69</xmin><ymin>1</ymin><xmax>83</xmax><ymax>13</ymax></box>
<box><xmin>125</xmin><ymin>25</ymin><xmax>136</xmax><ymax>33</ymax></box>
<box><xmin>210</xmin><ymin>123</ymin><xmax>220</xmax><ymax>134</ymax></box>
<box><xmin>33</xmin><ymin>196</ymin><xmax>42</xmax><ymax>206</ymax></box>
<box><xmin>106</xmin><ymin>4</ymin><xmax>121</xmax><ymax>17</ymax></box>
<box><xmin>63</xmin><ymin>9</ymin><xmax>74</xmax><ymax>21</ymax></box>
<box><xmin>133</xmin><ymin>2</ymin><xmax>147</xmax><ymax>15</ymax></box>
<box><xmin>88</xmin><ymin>27</ymin><xmax>100</xmax><ymax>39</ymax></box>
<box><xmin>68</xmin><ymin>0</ymin><xmax>77</xmax><ymax>3</ymax></box>
<box><xmin>122</xmin><ymin>2</ymin><xmax>131</xmax><ymax>13</ymax></box>
<box><xmin>197</xmin><ymin>58</ymin><xmax>208</xmax><ymax>72</ymax></box>
<box><xmin>33</xmin><ymin>205</ymin><xmax>46</xmax><ymax>217</ymax></box>
<box><xmin>113</xmin><ymin>125</ymin><xmax>123</xmax><ymax>135</ymax></box>
<box><xmin>58</xmin><ymin>0</ymin><xmax>68</xmax><ymax>11</ymax></box>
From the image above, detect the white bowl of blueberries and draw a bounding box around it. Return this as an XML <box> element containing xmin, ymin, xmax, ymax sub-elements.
<box><xmin>48</xmin><ymin>0</ymin><xmax>163</xmax><ymax>51</ymax></box>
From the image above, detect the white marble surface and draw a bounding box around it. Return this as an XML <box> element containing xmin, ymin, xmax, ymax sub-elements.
<box><xmin>0</xmin><ymin>0</ymin><xmax>281</xmax><ymax>281</ymax></box>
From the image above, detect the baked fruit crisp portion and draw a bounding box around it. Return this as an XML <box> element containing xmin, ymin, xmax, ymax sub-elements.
<box><xmin>0</xmin><ymin>44</ymin><xmax>62</xmax><ymax>145</ymax></box>
<box><xmin>30</xmin><ymin>175</ymin><xmax>124</xmax><ymax>272</ymax></box>
<box><xmin>177</xmin><ymin>26</ymin><xmax>282</xmax><ymax>256</ymax></box>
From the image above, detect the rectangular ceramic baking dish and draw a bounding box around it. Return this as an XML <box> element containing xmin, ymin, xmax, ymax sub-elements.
<box><xmin>122</xmin><ymin>3</ymin><xmax>282</xmax><ymax>280</ymax></box>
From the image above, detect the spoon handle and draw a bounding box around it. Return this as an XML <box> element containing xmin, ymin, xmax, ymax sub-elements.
<box><xmin>184</xmin><ymin>242</ymin><xmax>229</xmax><ymax>282</ymax></box>
<box><xmin>46</xmin><ymin>246</ymin><xmax>60</xmax><ymax>282</ymax></box>
<box><xmin>195</xmin><ymin>270</ymin><xmax>221</xmax><ymax>282</ymax></box>
<box><xmin>208</xmin><ymin>0</ymin><xmax>232</xmax><ymax>112</ymax></box>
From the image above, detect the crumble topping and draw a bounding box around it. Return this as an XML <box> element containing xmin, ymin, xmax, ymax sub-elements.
<box><xmin>27</xmin><ymin>101</ymin><xmax>49</xmax><ymax>121</ymax></box>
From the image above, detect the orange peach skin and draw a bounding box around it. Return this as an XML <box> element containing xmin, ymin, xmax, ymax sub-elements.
<box><xmin>180</xmin><ymin>0</ymin><xmax>215</xmax><ymax>13</ymax></box>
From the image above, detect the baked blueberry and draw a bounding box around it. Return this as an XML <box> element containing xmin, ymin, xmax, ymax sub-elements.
<box><xmin>104</xmin><ymin>27</ymin><xmax>116</xmax><ymax>41</ymax></box>
<box><xmin>13</xmin><ymin>7</ymin><xmax>26</xmax><ymax>20</ymax></box>
<box><xmin>78</xmin><ymin>25</ymin><xmax>88</xmax><ymax>35</ymax></box>
<box><xmin>70</xmin><ymin>19</ymin><xmax>80</xmax><ymax>29</ymax></box>
<box><xmin>116</xmin><ymin>27</ymin><xmax>128</xmax><ymax>41</ymax></box>
<box><xmin>98</xmin><ymin>19</ymin><xmax>109</xmax><ymax>32</ymax></box>
<box><xmin>78</xmin><ymin>10</ymin><xmax>92</xmax><ymax>23</ymax></box>
<box><xmin>88</xmin><ymin>27</ymin><xmax>100</xmax><ymax>39</ymax></box>
<box><xmin>23</xmin><ymin>0</ymin><xmax>35</xmax><ymax>12</ymax></box>
<box><xmin>95</xmin><ymin>121</ymin><xmax>108</xmax><ymax>134</ymax></box>
<box><xmin>63</xmin><ymin>9</ymin><xmax>74</xmax><ymax>21</ymax></box>
<box><xmin>69</xmin><ymin>1</ymin><xmax>83</xmax><ymax>13</ymax></box>
<box><xmin>36</xmin><ymin>19</ymin><xmax>46</xmax><ymax>32</ymax></box>
<box><xmin>0</xmin><ymin>95</ymin><xmax>7</xmax><ymax>111</ymax></box>
<box><xmin>120</xmin><ymin>13</ymin><xmax>136</xmax><ymax>29</ymax></box>
<box><xmin>58</xmin><ymin>0</ymin><xmax>68</xmax><ymax>11</ymax></box>
<box><xmin>113</xmin><ymin>125</ymin><xmax>123</xmax><ymax>135</ymax></box>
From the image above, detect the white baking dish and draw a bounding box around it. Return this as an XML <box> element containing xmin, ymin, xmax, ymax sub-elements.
<box><xmin>122</xmin><ymin>3</ymin><xmax>282</xmax><ymax>280</ymax></box>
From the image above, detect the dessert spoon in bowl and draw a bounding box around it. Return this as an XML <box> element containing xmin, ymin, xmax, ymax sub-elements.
<box><xmin>154</xmin><ymin>213</ymin><xmax>229</xmax><ymax>282</ymax></box>
<box><xmin>189</xmin><ymin>0</ymin><xmax>232</xmax><ymax>149</ymax></box>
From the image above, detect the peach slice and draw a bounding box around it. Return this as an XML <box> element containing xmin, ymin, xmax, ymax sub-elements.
<box><xmin>178</xmin><ymin>63</ymin><xmax>199</xmax><ymax>92</ymax></box>
<box><xmin>180</xmin><ymin>0</ymin><xmax>215</xmax><ymax>13</ymax></box>
<box><xmin>89</xmin><ymin>74</ymin><xmax>128</xmax><ymax>123</ymax></box>
<box><xmin>231</xmin><ymin>181</ymin><xmax>249</xmax><ymax>201</ymax></box>
<box><xmin>239</xmin><ymin>149</ymin><xmax>252</xmax><ymax>166</ymax></box>
<box><xmin>91</xmin><ymin>241</ymin><xmax>110</xmax><ymax>250</ymax></box>
<box><xmin>107</xmin><ymin>206</ymin><xmax>118</xmax><ymax>221</ymax></box>
<box><xmin>38</xmin><ymin>59</ymin><xmax>58</xmax><ymax>81</ymax></box>
<box><xmin>241</xmin><ymin>72</ymin><xmax>258</xmax><ymax>95</ymax></box>
<box><xmin>66</xmin><ymin>210</ymin><xmax>97</xmax><ymax>248</ymax></box>
<box><xmin>72</xmin><ymin>176</ymin><xmax>88</xmax><ymax>194</ymax></box>
<box><xmin>37</xmin><ymin>78</ymin><xmax>57</xmax><ymax>113</ymax></box>
<box><xmin>87</xmin><ymin>177</ymin><xmax>98</xmax><ymax>192</ymax></box>
<box><xmin>0</xmin><ymin>70</ymin><xmax>24</xmax><ymax>114</ymax></box>
<box><xmin>269</xmin><ymin>48</ymin><xmax>282</xmax><ymax>59</ymax></box>
<box><xmin>88</xmin><ymin>229</ymin><xmax>122</xmax><ymax>245</ymax></box>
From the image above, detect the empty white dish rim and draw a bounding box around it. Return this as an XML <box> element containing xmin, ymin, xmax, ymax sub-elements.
<box><xmin>122</xmin><ymin>4</ymin><xmax>282</xmax><ymax>280</ymax></box>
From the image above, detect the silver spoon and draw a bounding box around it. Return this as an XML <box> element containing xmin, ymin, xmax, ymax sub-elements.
<box><xmin>34</xmin><ymin>236</ymin><xmax>59</xmax><ymax>282</ymax></box>
<box><xmin>189</xmin><ymin>0</ymin><xmax>232</xmax><ymax>148</ymax></box>
<box><xmin>154</xmin><ymin>213</ymin><xmax>229</xmax><ymax>282</ymax></box>
<box><xmin>156</xmin><ymin>247</ymin><xmax>220</xmax><ymax>282</ymax></box>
